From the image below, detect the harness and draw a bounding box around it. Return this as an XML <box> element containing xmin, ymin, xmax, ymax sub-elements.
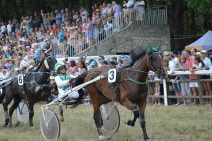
<box><xmin>109</xmin><ymin>52</ymin><xmax>163</xmax><ymax>101</ymax></box>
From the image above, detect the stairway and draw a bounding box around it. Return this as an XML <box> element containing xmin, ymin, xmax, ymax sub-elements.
<box><xmin>52</xmin><ymin>5</ymin><xmax>169</xmax><ymax>57</ymax></box>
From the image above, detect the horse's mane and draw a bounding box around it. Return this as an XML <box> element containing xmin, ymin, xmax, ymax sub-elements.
<box><xmin>130</xmin><ymin>47</ymin><xmax>146</xmax><ymax>66</ymax></box>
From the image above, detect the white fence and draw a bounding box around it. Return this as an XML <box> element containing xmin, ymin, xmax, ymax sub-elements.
<box><xmin>149</xmin><ymin>70</ymin><xmax>212</xmax><ymax>106</ymax></box>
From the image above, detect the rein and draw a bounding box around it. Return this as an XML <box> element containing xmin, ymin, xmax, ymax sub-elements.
<box><xmin>124</xmin><ymin>78</ymin><xmax>147</xmax><ymax>85</ymax></box>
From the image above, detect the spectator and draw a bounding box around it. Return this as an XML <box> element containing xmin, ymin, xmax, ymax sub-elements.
<box><xmin>200</xmin><ymin>50</ymin><xmax>212</xmax><ymax>104</ymax></box>
<box><xmin>126</xmin><ymin>0</ymin><xmax>135</xmax><ymax>22</ymax></box>
<box><xmin>190</xmin><ymin>56</ymin><xmax>204</xmax><ymax>104</ymax></box>
<box><xmin>89</xmin><ymin>60</ymin><xmax>98</xmax><ymax>70</ymax></box>
<box><xmin>112</xmin><ymin>1</ymin><xmax>122</xmax><ymax>31</ymax></box>
<box><xmin>153</xmin><ymin>74</ymin><xmax>161</xmax><ymax>105</ymax></box>
<box><xmin>182</xmin><ymin>50</ymin><xmax>195</xmax><ymax>104</ymax></box>
<box><xmin>168</xmin><ymin>53</ymin><xmax>182</xmax><ymax>105</ymax></box>
<box><xmin>134</xmin><ymin>0</ymin><xmax>145</xmax><ymax>22</ymax></box>
<box><xmin>55</xmin><ymin>10</ymin><xmax>62</xmax><ymax>27</ymax></box>
<box><xmin>67</xmin><ymin>60</ymin><xmax>78</xmax><ymax>76</ymax></box>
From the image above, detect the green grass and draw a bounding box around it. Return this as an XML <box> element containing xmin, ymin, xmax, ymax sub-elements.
<box><xmin>0</xmin><ymin>104</ymin><xmax>212</xmax><ymax>141</ymax></box>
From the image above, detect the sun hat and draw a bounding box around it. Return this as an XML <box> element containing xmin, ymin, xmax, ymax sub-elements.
<box><xmin>200</xmin><ymin>50</ymin><xmax>207</xmax><ymax>54</ymax></box>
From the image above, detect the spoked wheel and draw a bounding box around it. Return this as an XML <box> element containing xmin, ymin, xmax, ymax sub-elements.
<box><xmin>40</xmin><ymin>109</ymin><xmax>60</xmax><ymax>140</ymax></box>
<box><xmin>100</xmin><ymin>102</ymin><xmax>120</xmax><ymax>134</ymax></box>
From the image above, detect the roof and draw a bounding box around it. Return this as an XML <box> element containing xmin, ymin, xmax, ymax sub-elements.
<box><xmin>185</xmin><ymin>31</ymin><xmax>212</xmax><ymax>51</ymax></box>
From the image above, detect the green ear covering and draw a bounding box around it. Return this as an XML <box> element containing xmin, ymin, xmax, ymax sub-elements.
<box><xmin>147</xmin><ymin>42</ymin><xmax>161</xmax><ymax>53</ymax></box>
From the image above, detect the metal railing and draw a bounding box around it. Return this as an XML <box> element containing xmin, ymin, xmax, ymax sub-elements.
<box><xmin>51</xmin><ymin>5</ymin><xmax>168</xmax><ymax>57</ymax></box>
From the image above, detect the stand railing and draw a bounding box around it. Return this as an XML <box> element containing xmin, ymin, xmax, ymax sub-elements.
<box><xmin>51</xmin><ymin>5</ymin><xmax>168</xmax><ymax>57</ymax></box>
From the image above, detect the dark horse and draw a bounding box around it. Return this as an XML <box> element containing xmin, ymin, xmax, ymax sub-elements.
<box><xmin>2</xmin><ymin>55</ymin><xmax>57</xmax><ymax>127</ymax></box>
<box><xmin>82</xmin><ymin>48</ymin><xmax>167</xmax><ymax>140</ymax></box>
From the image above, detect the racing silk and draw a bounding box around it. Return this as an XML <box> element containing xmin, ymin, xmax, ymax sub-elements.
<box><xmin>55</xmin><ymin>74</ymin><xmax>72</xmax><ymax>98</ymax></box>
<box><xmin>55</xmin><ymin>74</ymin><xmax>79</xmax><ymax>99</ymax></box>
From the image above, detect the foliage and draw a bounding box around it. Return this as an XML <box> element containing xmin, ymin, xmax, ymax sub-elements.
<box><xmin>186</xmin><ymin>0</ymin><xmax>212</xmax><ymax>14</ymax></box>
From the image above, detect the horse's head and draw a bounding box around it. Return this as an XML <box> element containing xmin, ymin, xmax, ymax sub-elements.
<box><xmin>147</xmin><ymin>49</ymin><xmax>167</xmax><ymax>78</ymax></box>
<box><xmin>42</xmin><ymin>55</ymin><xmax>57</xmax><ymax>72</ymax></box>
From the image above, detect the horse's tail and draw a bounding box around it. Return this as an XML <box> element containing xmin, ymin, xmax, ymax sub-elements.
<box><xmin>70</xmin><ymin>71</ymin><xmax>89</xmax><ymax>108</ymax></box>
<box><xmin>0</xmin><ymin>89</ymin><xmax>5</xmax><ymax>104</ymax></box>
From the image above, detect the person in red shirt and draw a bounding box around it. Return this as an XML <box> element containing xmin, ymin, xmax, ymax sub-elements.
<box><xmin>182</xmin><ymin>50</ymin><xmax>194</xmax><ymax>104</ymax></box>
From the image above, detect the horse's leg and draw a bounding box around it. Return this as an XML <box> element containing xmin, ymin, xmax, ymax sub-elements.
<box><xmin>8</xmin><ymin>95</ymin><xmax>22</xmax><ymax>127</ymax></box>
<box><xmin>126</xmin><ymin>106</ymin><xmax>140</xmax><ymax>127</ymax></box>
<box><xmin>87</xmin><ymin>86</ymin><xmax>104</xmax><ymax>139</ymax></box>
<box><xmin>28</xmin><ymin>101</ymin><xmax>34</xmax><ymax>126</ymax></box>
<box><xmin>3</xmin><ymin>97</ymin><xmax>12</xmax><ymax>127</ymax></box>
<box><xmin>121</xmin><ymin>97</ymin><xmax>138</xmax><ymax>127</ymax></box>
<box><xmin>58</xmin><ymin>104</ymin><xmax>64</xmax><ymax>122</ymax></box>
<box><xmin>138</xmin><ymin>101</ymin><xmax>151</xmax><ymax>141</ymax></box>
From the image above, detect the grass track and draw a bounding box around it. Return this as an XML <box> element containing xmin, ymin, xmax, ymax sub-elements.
<box><xmin>0</xmin><ymin>104</ymin><xmax>212</xmax><ymax>141</ymax></box>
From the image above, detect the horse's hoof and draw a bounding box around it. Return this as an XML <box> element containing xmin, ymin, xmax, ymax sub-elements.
<box><xmin>125</xmin><ymin>120</ymin><xmax>135</xmax><ymax>127</ymax></box>
<box><xmin>99</xmin><ymin>135</ymin><xmax>111</xmax><ymax>140</ymax></box>
<box><xmin>29</xmin><ymin>122</ymin><xmax>33</xmax><ymax>127</ymax></box>
<box><xmin>60</xmin><ymin>116</ymin><xmax>64</xmax><ymax>122</ymax></box>
<box><xmin>145</xmin><ymin>138</ymin><xmax>152</xmax><ymax>141</ymax></box>
<box><xmin>8</xmin><ymin>123</ymin><xmax>12</xmax><ymax>128</ymax></box>
<box><xmin>15</xmin><ymin>121</ymin><xmax>20</xmax><ymax>127</ymax></box>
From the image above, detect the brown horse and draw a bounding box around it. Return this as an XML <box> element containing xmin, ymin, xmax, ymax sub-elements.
<box><xmin>83</xmin><ymin>48</ymin><xmax>166</xmax><ymax>140</ymax></box>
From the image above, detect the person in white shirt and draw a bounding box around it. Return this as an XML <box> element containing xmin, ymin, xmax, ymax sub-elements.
<box><xmin>126</xmin><ymin>0</ymin><xmax>135</xmax><ymax>11</ymax></box>
<box><xmin>168</xmin><ymin>53</ymin><xmax>182</xmax><ymax>105</ymax></box>
<box><xmin>7</xmin><ymin>21</ymin><xmax>12</xmax><ymax>35</ymax></box>
<box><xmin>134</xmin><ymin>0</ymin><xmax>145</xmax><ymax>21</ymax></box>
<box><xmin>126</xmin><ymin>0</ymin><xmax>135</xmax><ymax>23</ymax></box>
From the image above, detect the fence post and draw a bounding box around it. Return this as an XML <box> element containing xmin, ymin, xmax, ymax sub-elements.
<box><xmin>198</xmin><ymin>81</ymin><xmax>204</xmax><ymax>105</ymax></box>
<box><xmin>163</xmin><ymin>79</ymin><xmax>168</xmax><ymax>106</ymax></box>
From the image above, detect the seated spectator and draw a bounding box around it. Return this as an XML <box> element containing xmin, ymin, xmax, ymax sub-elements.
<box><xmin>67</xmin><ymin>60</ymin><xmax>78</xmax><ymax>76</ymax></box>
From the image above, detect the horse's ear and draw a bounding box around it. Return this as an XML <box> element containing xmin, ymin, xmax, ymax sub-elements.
<box><xmin>155</xmin><ymin>42</ymin><xmax>161</xmax><ymax>52</ymax></box>
<box><xmin>147</xmin><ymin>43</ymin><xmax>153</xmax><ymax>53</ymax></box>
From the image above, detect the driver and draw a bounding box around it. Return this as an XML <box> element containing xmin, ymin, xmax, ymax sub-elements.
<box><xmin>54</xmin><ymin>62</ymin><xmax>79</xmax><ymax>100</ymax></box>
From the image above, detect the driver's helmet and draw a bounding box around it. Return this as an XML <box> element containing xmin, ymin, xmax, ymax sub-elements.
<box><xmin>54</xmin><ymin>62</ymin><xmax>66</xmax><ymax>72</ymax></box>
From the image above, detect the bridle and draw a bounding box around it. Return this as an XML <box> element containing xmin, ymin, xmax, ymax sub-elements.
<box><xmin>124</xmin><ymin>51</ymin><xmax>164</xmax><ymax>85</ymax></box>
<box><xmin>147</xmin><ymin>51</ymin><xmax>164</xmax><ymax>76</ymax></box>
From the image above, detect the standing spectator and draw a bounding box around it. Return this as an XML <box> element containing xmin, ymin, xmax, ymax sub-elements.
<box><xmin>58</xmin><ymin>28</ymin><xmax>65</xmax><ymax>43</ymax></box>
<box><xmin>168</xmin><ymin>53</ymin><xmax>182</xmax><ymax>105</ymax></box>
<box><xmin>112</xmin><ymin>1</ymin><xmax>122</xmax><ymax>31</ymax></box>
<box><xmin>200</xmin><ymin>50</ymin><xmax>212</xmax><ymax>104</ymax></box>
<box><xmin>134</xmin><ymin>0</ymin><xmax>145</xmax><ymax>22</ymax></box>
<box><xmin>7</xmin><ymin>21</ymin><xmax>12</xmax><ymax>35</ymax></box>
<box><xmin>153</xmin><ymin>74</ymin><xmax>161</xmax><ymax>105</ymax></box>
<box><xmin>147</xmin><ymin>72</ymin><xmax>155</xmax><ymax>103</ymax></box>
<box><xmin>182</xmin><ymin>50</ymin><xmax>194</xmax><ymax>104</ymax></box>
<box><xmin>55</xmin><ymin>10</ymin><xmax>62</xmax><ymax>28</ymax></box>
<box><xmin>33</xmin><ymin>12</ymin><xmax>41</xmax><ymax>28</ymax></box>
<box><xmin>190</xmin><ymin>56</ymin><xmax>204</xmax><ymax>104</ymax></box>
<box><xmin>126</xmin><ymin>0</ymin><xmax>135</xmax><ymax>22</ymax></box>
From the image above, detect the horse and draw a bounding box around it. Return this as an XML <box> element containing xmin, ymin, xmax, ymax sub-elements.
<box><xmin>2</xmin><ymin>55</ymin><xmax>57</xmax><ymax>127</ymax></box>
<box><xmin>80</xmin><ymin>48</ymin><xmax>167</xmax><ymax>140</ymax></box>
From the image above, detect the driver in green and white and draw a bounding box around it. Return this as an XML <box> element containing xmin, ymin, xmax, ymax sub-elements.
<box><xmin>54</xmin><ymin>62</ymin><xmax>79</xmax><ymax>100</ymax></box>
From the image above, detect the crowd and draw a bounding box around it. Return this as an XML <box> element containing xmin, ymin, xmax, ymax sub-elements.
<box><xmin>0</xmin><ymin>0</ymin><xmax>211</xmax><ymax>105</ymax></box>
<box><xmin>0</xmin><ymin>0</ymin><xmax>145</xmax><ymax>80</ymax></box>
<box><xmin>148</xmin><ymin>49</ymin><xmax>212</xmax><ymax>105</ymax></box>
